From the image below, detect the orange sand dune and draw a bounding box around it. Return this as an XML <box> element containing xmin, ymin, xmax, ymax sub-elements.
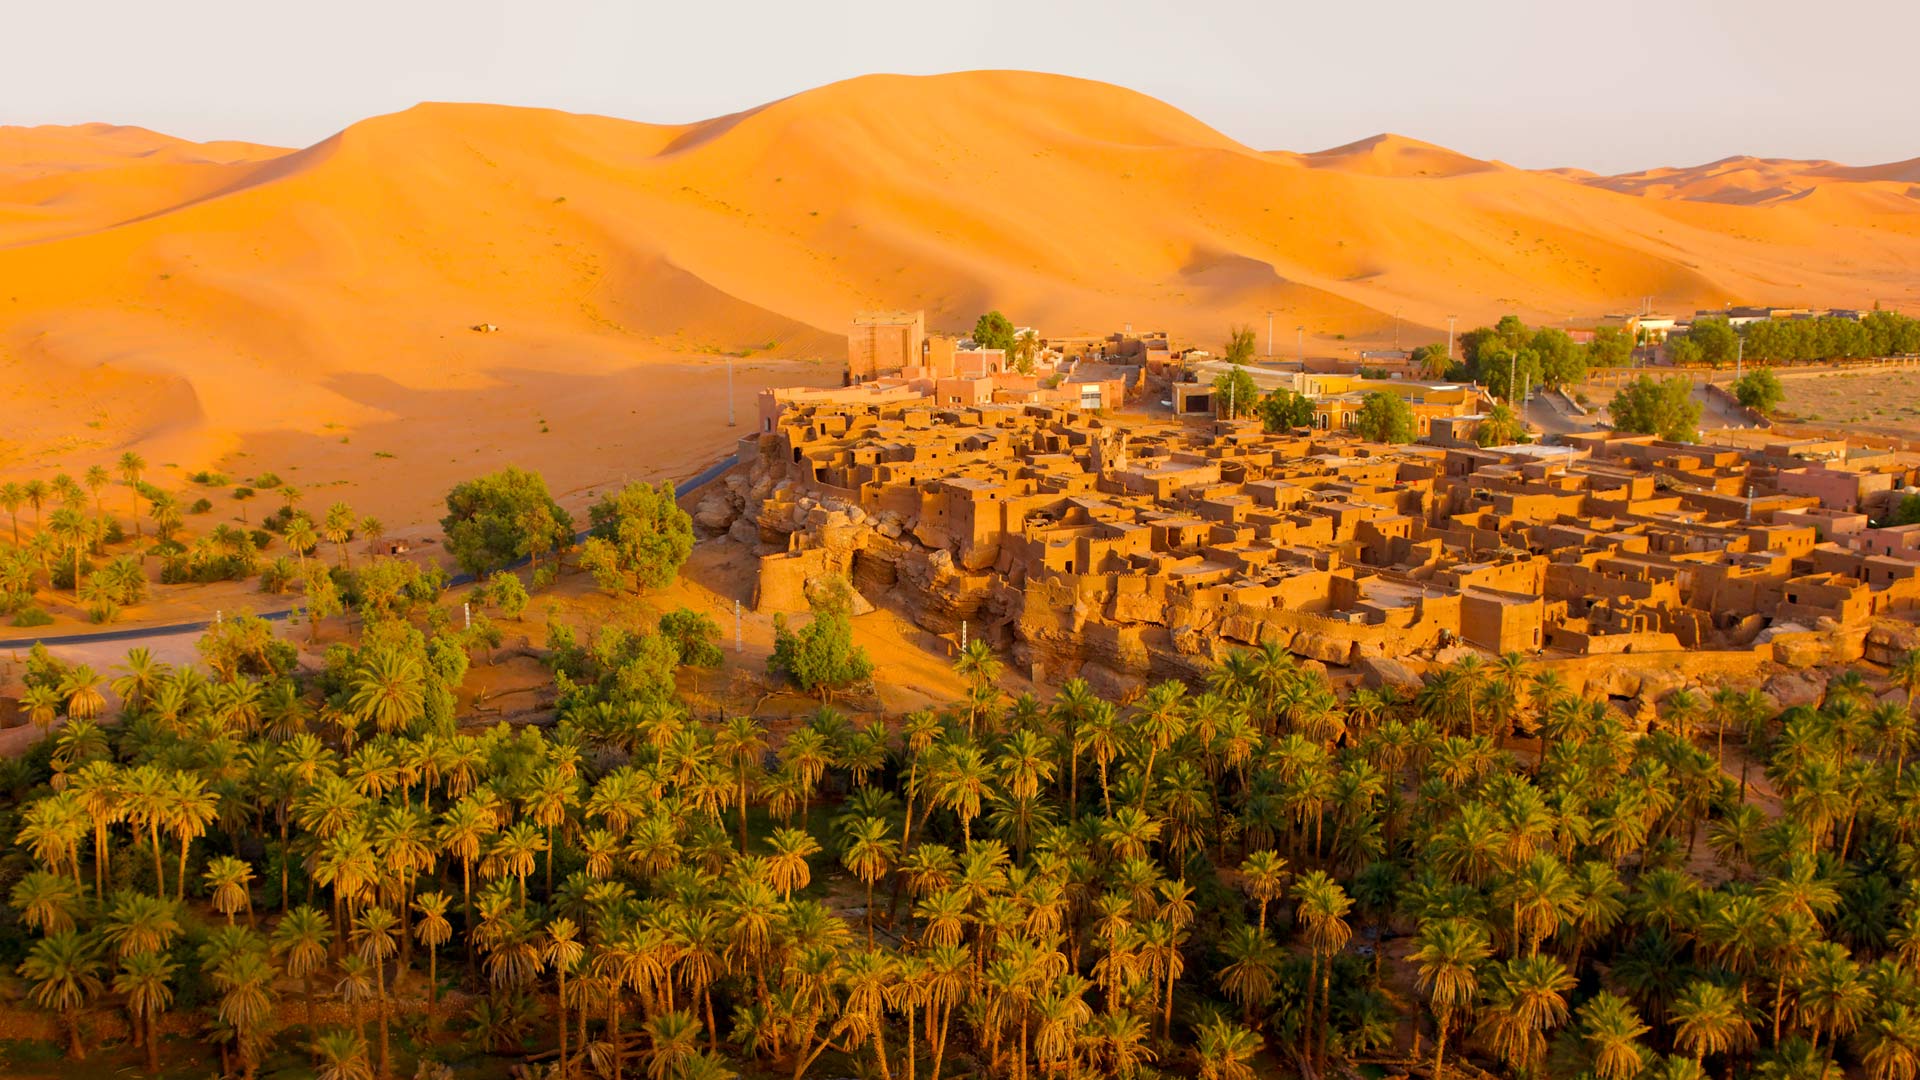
<box><xmin>2</xmin><ymin>71</ymin><xmax>1919</xmax><ymax>524</ymax></box>
<box><xmin>1585</xmin><ymin>153</ymin><xmax>1920</xmax><ymax>206</ymax></box>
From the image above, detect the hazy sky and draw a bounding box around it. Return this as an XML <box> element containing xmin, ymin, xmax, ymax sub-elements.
<box><xmin>9</xmin><ymin>0</ymin><xmax>1918</xmax><ymax>173</ymax></box>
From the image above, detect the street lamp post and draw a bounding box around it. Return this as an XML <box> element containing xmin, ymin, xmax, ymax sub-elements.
<box><xmin>1296</xmin><ymin>326</ymin><xmax>1305</xmax><ymax>363</ymax></box>
<box><xmin>1446</xmin><ymin>315</ymin><xmax>1458</xmax><ymax>362</ymax></box>
<box><xmin>1266</xmin><ymin>310</ymin><xmax>1275</xmax><ymax>358</ymax></box>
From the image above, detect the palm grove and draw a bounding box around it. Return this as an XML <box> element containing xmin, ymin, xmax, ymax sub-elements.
<box><xmin>6</xmin><ymin>484</ymin><xmax>1920</xmax><ymax>1080</ymax></box>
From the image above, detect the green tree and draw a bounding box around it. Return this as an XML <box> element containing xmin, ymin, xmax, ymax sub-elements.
<box><xmin>1258</xmin><ymin>389</ymin><xmax>1314</xmax><ymax>433</ymax></box>
<box><xmin>1732</xmin><ymin>367</ymin><xmax>1785</xmax><ymax>416</ymax></box>
<box><xmin>768</xmin><ymin>578</ymin><xmax>873</xmax><ymax>700</ymax></box>
<box><xmin>1686</xmin><ymin>319</ymin><xmax>1741</xmax><ymax>367</ymax></box>
<box><xmin>1411</xmin><ymin>343</ymin><xmax>1455</xmax><ymax>380</ymax></box>
<box><xmin>1212</xmin><ymin>366</ymin><xmax>1260</xmax><ymax>420</ymax></box>
<box><xmin>440</xmin><ymin>467</ymin><xmax>575</xmax><ymax>576</ymax></box>
<box><xmin>1354</xmin><ymin>391</ymin><xmax>1416</xmax><ymax>443</ymax></box>
<box><xmin>1589</xmin><ymin>326</ymin><xmax>1635</xmax><ymax>368</ymax></box>
<box><xmin>1608</xmin><ymin>375</ymin><xmax>1702</xmax><ymax>441</ymax></box>
<box><xmin>1224</xmin><ymin>325</ymin><xmax>1257</xmax><ymax>365</ymax></box>
<box><xmin>486</xmin><ymin>570</ymin><xmax>530</xmax><ymax>618</ymax></box>
<box><xmin>586</xmin><ymin>480</ymin><xmax>695</xmax><ymax>592</ymax></box>
<box><xmin>17</xmin><ymin>930</ymin><xmax>104</xmax><ymax>1060</ymax></box>
<box><xmin>971</xmin><ymin>311</ymin><xmax>1017</xmax><ymax>352</ymax></box>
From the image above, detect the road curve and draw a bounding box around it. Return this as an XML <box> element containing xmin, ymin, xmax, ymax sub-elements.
<box><xmin>1</xmin><ymin>454</ymin><xmax>741</xmax><ymax>651</ymax></box>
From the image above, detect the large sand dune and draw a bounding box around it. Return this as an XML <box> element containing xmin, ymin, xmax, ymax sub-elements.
<box><xmin>3</xmin><ymin>70</ymin><xmax>1919</xmax><ymax>522</ymax></box>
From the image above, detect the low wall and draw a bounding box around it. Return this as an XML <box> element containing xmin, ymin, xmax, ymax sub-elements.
<box><xmin>1703</xmin><ymin>382</ymin><xmax>1773</xmax><ymax>429</ymax></box>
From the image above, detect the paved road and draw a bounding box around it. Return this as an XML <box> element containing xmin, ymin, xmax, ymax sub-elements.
<box><xmin>1</xmin><ymin>454</ymin><xmax>740</xmax><ymax>652</ymax></box>
<box><xmin>1524</xmin><ymin>392</ymin><xmax>1599</xmax><ymax>439</ymax></box>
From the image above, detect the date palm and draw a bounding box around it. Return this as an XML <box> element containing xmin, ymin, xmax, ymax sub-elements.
<box><xmin>103</xmin><ymin>890</ymin><xmax>183</xmax><ymax>961</ymax></box>
<box><xmin>58</xmin><ymin>663</ymin><xmax>107</xmax><ymax>721</ymax></box>
<box><xmin>840</xmin><ymin>816</ymin><xmax>897</xmax><ymax>945</ymax></box>
<box><xmin>115</xmin><ymin>948</ymin><xmax>177</xmax><ymax>1071</ymax></box>
<box><xmin>323</xmin><ymin>502</ymin><xmax>357</xmax><ymax>568</ymax></box>
<box><xmin>1672</xmin><ymin>978</ymin><xmax>1756</xmax><ymax>1066</ymax></box>
<box><xmin>10</xmin><ymin>871</ymin><xmax>81</xmax><ymax>934</ymax></box>
<box><xmin>1295</xmin><ymin>869</ymin><xmax>1353</xmax><ymax>1070</ymax></box>
<box><xmin>543</xmin><ymin>917</ymin><xmax>585</xmax><ymax>1077</ymax></box>
<box><xmin>1860</xmin><ymin>1004</ymin><xmax>1920</xmax><ymax>1080</ymax></box>
<box><xmin>311</xmin><ymin>1028</ymin><xmax>374</xmax><ymax>1080</ymax></box>
<box><xmin>353</xmin><ymin>905</ymin><xmax>399</xmax><ymax>1078</ymax></box>
<box><xmin>17</xmin><ymin>930</ymin><xmax>105</xmax><ymax>1059</ymax></box>
<box><xmin>272</xmin><ymin>905</ymin><xmax>334</xmax><ymax>1031</ymax></box>
<box><xmin>1581</xmin><ymin>991</ymin><xmax>1652</xmax><ymax>1080</ymax></box>
<box><xmin>412</xmin><ymin>891</ymin><xmax>452</xmax><ymax>1013</ymax></box>
<box><xmin>117</xmin><ymin>452</ymin><xmax>145</xmax><ymax>536</ymax></box>
<box><xmin>1413</xmin><ymin>916</ymin><xmax>1491</xmax><ymax>1079</ymax></box>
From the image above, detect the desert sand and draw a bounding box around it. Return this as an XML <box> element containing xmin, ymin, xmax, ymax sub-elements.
<box><xmin>3</xmin><ymin>70</ymin><xmax>1919</xmax><ymax>529</ymax></box>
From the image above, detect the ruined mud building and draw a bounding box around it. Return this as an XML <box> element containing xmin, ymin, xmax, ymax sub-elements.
<box><xmin>714</xmin><ymin>399</ymin><xmax>1920</xmax><ymax>689</ymax></box>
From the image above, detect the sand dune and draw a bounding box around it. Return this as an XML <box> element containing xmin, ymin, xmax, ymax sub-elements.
<box><xmin>2</xmin><ymin>70</ymin><xmax>1919</xmax><ymax>523</ymax></box>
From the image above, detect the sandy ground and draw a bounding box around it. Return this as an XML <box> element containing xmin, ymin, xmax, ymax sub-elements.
<box><xmin>1772</xmin><ymin>368</ymin><xmax>1920</xmax><ymax>446</ymax></box>
<box><xmin>5</xmin><ymin>70</ymin><xmax>1920</xmax><ymax>495</ymax></box>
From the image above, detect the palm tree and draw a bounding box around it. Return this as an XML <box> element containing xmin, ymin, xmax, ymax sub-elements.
<box><xmin>1859</xmin><ymin>1004</ymin><xmax>1920</xmax><ymax>1080</ymax></box>
<box><xmin>1476</xmin><ymin>953</ymin><xmax>1574</xmax><ymax>1074</ymax></box>
<box><xmin>103</xmin><ymin>891</ymin><xmax>183</xmax><ymax>962</ymax></box>
<box><xmin>84</xmin><ymin>464</ymin><xmax>110</xmax><ymax>517</ymax></box>
<box><xmin>58</xmin><ymin>663</ymin><xmax>107</xmax><ymax>720</ymax></box>
<box><xmin>1581</xmin><ymin>992</ymin><xmax>1653</xmax><ymax>1080</ymax></box>
<box><xmin>1237</xmin><ymin>850</ymin><xmax>1289</xmax><ymax>932</ymax></box>
<box><xmin>271</xmin><ymin>905</ymin><xmax>334</xmax><ymax>1031</ymax></box>
<box><xmin>348</xmin><ymin>648</ymin><xmax>426</xmax><ymax>737</ymax></box>
<box><xmin>49</xmin><ymin>505</ymin><xmax>88</xmax><ymax>600</ymax></box>
<box><xmin>353</xmin><ymin>906</ymin><xmax>399</xmax><ymax>1078</ymax></box>
<box><xmin>1132</xmin><ymin>680</ymin><xmax>1188</xmax><ymax>810</ymax></box>
<box><xmin>21</xmin><ymin>684</ymin><xmax>64</xmax><ymax>738</ymax></box>
<box><xmin>323</xmin><ymin>502</ymin><xmax>357</xmax><ymax>568</ymax></box>
<box><xmin>1672</xmin><ymin>978</ymin><xmax>1756</xmax><ymax>1066</ymax></box>
<box><xmin>311</xmin><ymin>1029</ymin><xmax>375</xmax><ymax>1080</ymax></box>
<box><xmin>1295</xmin><ymin>870</ymin><xmax>1353</xmax><ymax>1071</ymax></box>
<box><xmin>840</xmin><ymin>816</ymin><xmax>897</xmax><ymax>945</ymax></box>
<box><xmin>1217</xmin><ymin>924</ymin><xmax>1279</xmax><ymax>1025</ymax></box>
<box><xmin>118</xmin><ymin>452</ymin><xmax>146</xmax><ymax>536</ymax></box>
<box><xmin>286</xmin><ymin>515</ymin><xmax>319</xmax><ymax>574</ymax></box>
<box><xmin>165</xmin><ymin>770</ymin><xmax>219</xmax><ymax>902</ymax></box>
<box><xmin>11</xmin><ymin>871</ymin><xmax>82</xmax><ymax>933</ymax></box>
<box><xmin>412</xmin><ymin>891</ymin><xmax>452</xmax><ymax>1014</ymax></box>
<box><xmin>1196</xmin><ymin>1015</ymin><xmax>1262</xmax><ymax>1080</ymax></box>
<box><xmin>1413</xmin><ymin>917</ymin><xmax>1491</xmax><ymax>1079</ymax></box>
<box><xmin>17</xmin><ymin>930</ymin><xmax>105</xmax><ymax>1059</ymax></box>
<box><xmin>0</xmin><ymin>480</ymin><xmax>23</xmax><ymax>542</ymax></box>
<box><xmin>210</xmin><ymin>943</ymin><xmax>279</xmax><ymax>1080</ymax></box>
<box><xmin>115</xmin><ymin>948</ymin><xmax>177</xmax><ymax>1071</ymax></box>
<box><xmin>543</xmin><ymin>917</ymin><xmax>585</xmax><ymax>1077</ymax></box>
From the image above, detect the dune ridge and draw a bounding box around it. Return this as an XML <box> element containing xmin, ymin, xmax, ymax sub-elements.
<box><xmin>2</xmin><ymin>69</ymin><xmax>1918</xmax><ymax>513</ymax></box>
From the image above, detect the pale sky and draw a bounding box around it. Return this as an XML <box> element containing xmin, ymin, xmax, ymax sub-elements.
<box><xmin>8</xmin><ymin>0</ymin><xmax>1917</xmax><ymax>173</ymax></box>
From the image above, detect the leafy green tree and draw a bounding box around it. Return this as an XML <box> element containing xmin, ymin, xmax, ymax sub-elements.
<box><xmin>971</xmin><ymin>311</ymin><xmax>1016</xmax><ymax>352</ymax></box>
<box><xmin>586</xmin><ymin>481</ymin><xmax>694</xmax><ymax>592</ymax></box>
<box><xmin>1224</xmin><ymin>325</ymin><xmax>1257</xmax><ymax>365</ymax></box>
<box><xmin>768</xmin><ymin>578</ymin><xmax>873</xmax><ymax>700</ymax></box>
<box><xmin>440</xmin><ymin>467</ymin><xmax>574</xmax><ymax>577</ymax></box>
<box><xmin>1608</xmin><ymin>375</ymin><xmax>1702</xmax><ymax>441</ymax></box>
<box><xmin>1212</xmin><ymin>366</ymin><xmax>1260</xmax><ymax>420</ymax></box>
<box><xmin>1530</xmin><ymin>327</ymin><xmax>1586</xmax><ymax>389</ymax></box>
<box><xmin>659</xmin><ymin>607</ymin><xmax>724</xmax><ymax>668</ymax></box>
<box><xmin>1890</xmin><ymin>494</ymin><xmax>1920</xmax><ymax>526</ymax></box>
<box><xmin>1258</xmin><ymin>389</ymin><xmax>1314</xmax><ymax>433</ymax></box>
<box><xmin>1589</xmin><ymin>326</ymin><xmax>1635</xmax><ymax>368</ymax></box>
<box><xmin>486</xmin><ymin>570</ymin><xmax>530</xmax><ymax>618</ymax></box>
<box><xmin>1732</xmin><ymin>367</ymin><xmax>1785</xmax><ymax>415</ymax></box>
<box><xmin>1354</xmin><ymin>391</ymin><xmax>1416</xmax><ymax>443</ymax></box>
<box><xmin>1684</xmin><ymin>319</ymin><xmax>1740</xmax><ymax>367</ymax></box>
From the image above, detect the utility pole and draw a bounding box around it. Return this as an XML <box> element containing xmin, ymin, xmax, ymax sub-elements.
<box><xmin>1510</xmin><ymin>352</ymin><xmax>1518</xmax><ymax>405</ymax></box>
<box><xmin>1446</xmin><ymin>315</ymin><xmax>1458</xmax><ymax>362</ymax></box>
<box><xmin>1266</xmin><ymin>310</ymin><xmax>1275</xmax><ymax>358</ymax></box>
<box><xmin>1394</xmin><ymin>309</ymin><xmax>1402</xmax><ymax>351</ymax></box>
<box><xmin>735</xmin><ymin>600</ymin><xmax>743</xmax><ymax>654</ymax></box>
<box><xmin>1735</xmin><ymin>338</ymin><xmax>1744</xmax><ymax>382</ymax></box>
<box><xmin>1296</xmin><ymin>325</ymin><xmax>1305</xmax><ymax>363</ymax></box>
<box><xmin>727</xmin><ymin>355</ymin><xmax>736</xmax><ymax>426</ymax></box>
